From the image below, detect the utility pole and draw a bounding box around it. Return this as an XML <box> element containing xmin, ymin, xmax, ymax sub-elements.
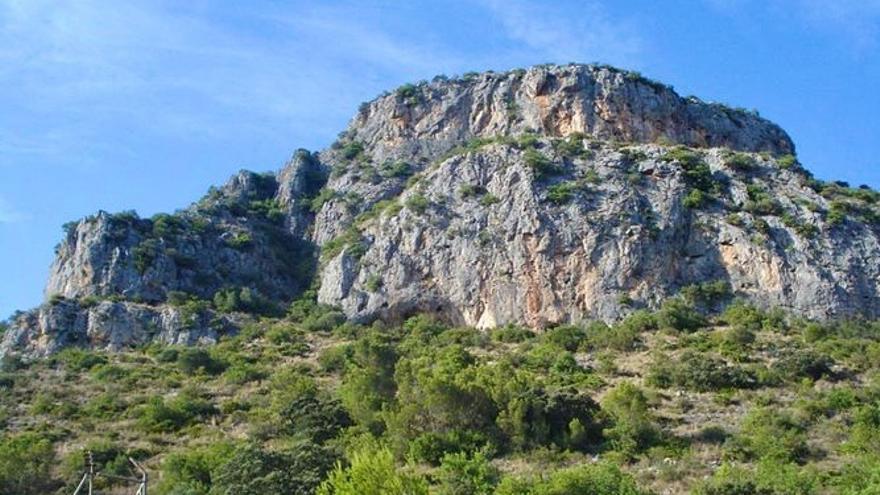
<box><xmin>73</xmin><ymin>450</ymin><xmax>94</xmax><ymax>495</ymax></box>
<box><xmin>130</xmin><ymin>457</ymin><xmax>148</xmax><ymax>495</ymax></box>
<box><xmin>71</xmin><ymin>451</ymin><xmax>148</xmax><ymax>495</ymax></box>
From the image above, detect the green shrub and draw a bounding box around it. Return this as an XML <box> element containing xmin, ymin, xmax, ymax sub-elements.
<box><xmin>226</xmin><ymin>232</ymin><xmax>253</xmax><ymax>250</ymax></box>
<box><xmin>772</xmin><ymin>349</ymin><xmax>833</xmax><ymax>381</ymax></box>
<box><xmin>276</xmin><ymin>388</ymin><xmax>352</xmax><ymax>442</ymax></box>
<box><xmin>318</xmin><ymin>345</ymin><xmax>352</xmax><ymax>373</ymax></box>
<box><xmin>546</xmin><ymin>181</ymin><xmax>580</xmax><ymax>204</ymax></box>
<box><xmin>724</xmin><ymin>152</ymin><xmax>756</xmax><ymax>172</ymax></box>
<box><xmin>213</xmin><ymin>441</ymin><xmax>338</xmax><ymax>495</ymax></box>
<box><xmin>340</xmin><ymin>141</ymin><xmax>364</xmax><ymax>160</ymax></box>
<box><xmin>524</xmin><ymin>149</ymin><xmax>558</xmax><ymax>179</ymax></box>
<box><xmin>647</xmin><ymin>351</ymin><xmax>756</xmax><ymax>391</ymax></box>
<box><xmin>379</xmin><ymin>160</ymin><xmax>413</xmax><ymax>178</ymax></box>
<box><xmin>495</xmin><ymin>462</ymin><xmax>645</xmax><ymax>495</ymax></box>
<box><xmin>435</xmin><ymin>451</ymin><xmax>499</xmax><ymax>495</ymax></box>
<box><xmin>156</xmin><ymin>442</ymin><xmax>236</xmax><ymax>494</ymax></box>
<box><xmin>0</xmin><ymin>433</ymin><xmax>58</xmax><ymax>495</ymax></box>
<box><xmin>317</xmin><ymin>443</ymin><xmax>428</xmax><ymax>495</ymax></box>
<box><xmin>777</xmin><ymin>154</ymin><xmax>798</xmax><ymax>169</ymax></box>
<box><xmin>585</xmin><ymin>312</ymin><xmax>655</xmax><ymax>352</ymax></box>
<box><xmin>405</xmin><ymin>193</ymin><xmax>430</xmax><ymax>214</ymax></box>
<box><xmin>542</xmin><ymin>324</ymin><xmax>586</xmax><ymax>351</ymax></box>
<box><xmin>683</xmin><ymin>188</ymin><xmax>707</xmax><ymax>208</ymax></box>
<box><xmin>479</xmin><ymin>193</ymin><xmax>500</xmax><ymax>206</ymax></box>
<box><xmin>745</xmin><ymin>184</ymin><xmax>782</xmax><ymax>216</ymax></box>
<box><xmin>132</xmin><ymin>238</ymin><xmax>159</xmax><ymax>273</ymax></box>
<box><xmin>54</xmin><ymin>348</ymin><xmax>108</xmax><ymax>371</ymax></box>
<box><xmin>553</xmin><ymin>133</ymin><xmax>589</xmax><ymax>158</ymax></box>
<box><xmin>490</xmin><ymin>325</ymin><xmax>536</xmax><ymax>343</ymax></box>
<box><xmin>309</xmin><ymin>188</ymin><xmax>338</xmax><ymax>213</ymax></box>
<box><xmin>725</xmin><ymin>407</ymin><xmax>809</xmax><ymax>463</ymax></box>
<box><xmin>177</xmin><ymin>348</ymin><xmax>226</xmax><ymax>375</ymax></box>
<box><xmin>600</xmin><ymin>382</ymin><xmax>661</xmax><ymax>457</ymax></box>
<box><xmin>136</xmin><ymin>388</ymin><xmax>217</xmax><ymax>433</ymax></box>
<box><xmin>459</xmin><ymin>184</ymin><xmax>487</xmax><ymax>199</ymax></box>
<box><xmin>407</xmin><ymin>430</ymin><xmax>492</xmax><ymax>465</ymax></box>
<box><xmin>657</xmin><ymin>297</ymin><xmax>706</xmax><ymax>332</ymax></box>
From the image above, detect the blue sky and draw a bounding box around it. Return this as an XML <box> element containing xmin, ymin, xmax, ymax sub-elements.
<box><xmin>1</xmin><ymin>0</ymin><xmax>879</xmax><ymax>317</ymax></box>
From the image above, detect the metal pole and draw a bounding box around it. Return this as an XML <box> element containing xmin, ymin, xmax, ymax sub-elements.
<box><xmin>87</xmin><ymin>450</ymin><xmax>94</xmax><ymax>495</ymax></box>
<box><xmin>130</xmin><ymin>457</ymin><xmax>147</xmax><ymax>495</ymax></box>
<box><xmin>72</xmin><ymin>473</ymin><xmax>88</xmax><ymax>495</ymax></box>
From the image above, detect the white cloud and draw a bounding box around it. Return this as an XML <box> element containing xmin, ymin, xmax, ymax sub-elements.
<box><xmin>0</xmin><ymin>197</ymin><xmax>25</xmax><ymax>223</ymax></box>
<box><xmin>480</xmin><ymin>0</ymin><xmax>642</xmax><ymax>66</ymax></box>
<box><xmin>704</xmin><ymin>0</ymin><xmax>880</xmax><ymax>52</ymax></box>
<box><xmin>793</xmin><ymin>0</ymin><xmax>880</xmax><ymax>50</ymax></box>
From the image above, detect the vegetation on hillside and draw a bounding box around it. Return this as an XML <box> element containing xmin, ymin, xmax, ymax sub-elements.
<box><xmin>3</xmin><ymin>284</ymin><xmax>880</xmax><ymax>494</ymax></box>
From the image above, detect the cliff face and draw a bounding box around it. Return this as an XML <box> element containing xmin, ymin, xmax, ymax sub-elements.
<box><xmin>3</xmin><ymin>64</ymin><xmax>879</xmax><ymax>358</ymax></box>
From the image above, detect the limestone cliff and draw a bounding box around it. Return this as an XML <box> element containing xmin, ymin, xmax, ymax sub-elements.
<box><xmin>3</xmin><ymin>64</ymin><xmax>879</xmax><ymax>358</ymax></box>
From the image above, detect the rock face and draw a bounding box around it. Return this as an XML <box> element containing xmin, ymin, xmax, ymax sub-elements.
<box><xmin>317</xmin><ymin>142</ymin><xmax>880</xmax><ymax>327</ymax></box>
<box><xmin>3</xmin><ymin>299</ymin><xmax>238</xmax><ymax>358</ymax></box>
<box><xmin>3</xmin><ymin>63</ymin><xmax>880</xmax><ymax>358</ymax></box>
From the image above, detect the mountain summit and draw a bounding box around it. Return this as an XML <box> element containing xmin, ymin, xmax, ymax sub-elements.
<box><xmin>4</xmin><ymin>63</ymin><xmax>879</xmax><ymax>358</ymax></box>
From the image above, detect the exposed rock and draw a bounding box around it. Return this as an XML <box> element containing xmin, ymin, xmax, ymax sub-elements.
<box><xmin>4</xmin><ymin>63</ymin><xmax>880</xmax><ymax>359</ymax></box>
<box><xmin>1</xmin><ymin>298</ymin><xmax>237</xmax><ymax>358</ymax></box>
<box><xmin>316</xmin><ymin>141</ymin><xmax>880</xmax><ymax>326</ymax></box>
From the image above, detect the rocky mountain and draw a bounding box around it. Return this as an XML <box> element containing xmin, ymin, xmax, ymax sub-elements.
<box><xmin>4</xmin><ymin>63</ymin><xmax>880</xmax><ymax>358</ymax></box>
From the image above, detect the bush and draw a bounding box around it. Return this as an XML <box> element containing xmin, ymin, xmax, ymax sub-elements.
<box><xmin>276</xmin><ymin>388</ymin><xmax>352</xmax><ymax>442</ymax></box>
<box><xmin>436</xmin><ymin>451</ymin><xmax>499</xmax><ymax>495</ymax></box>
<box><xmin>157</xmin><ymin>442</ymin><xmax>236</xmax><ymax>494</ymax></box>
<box><xmin>213</xmin><ymin>441</ymin><xmax>338</xmax><ymax>495</ymax></box>
<box><xmin>226</xmin><ymin>232</ymin><xmax>253</xmax><ymax>250</ymax></box>
<box><xmin>647</xmin><ymin>351</ymin><xmax>756</xmax><ymax>391</ymax></box>
<box><xmin>408</xmin><ymin>430</ymin><xmax>492</xmax><ymax>465</ymax></box>
<box><xmin>177</xmin><ymin>348</ymin><xmax>226</xmax><ymax>375</ymax></box>
<box><xmin>379</xmin><ymin>160</ymin><xmax>413</xmax><ymax>178</ymax></box>
<box><xmin>495</xmin><ymin>462</ymin><xmax>645</xmax><ymax>495</ymax></box>
<box><xmin>340</xmin><ymin>141</ymin><xmax>364</xmax><ymax>160</ymax></box>
<box><xmin>725</xmin><ymin>408</ymin><xmax>809</xmax><ymax>463</ymax></box>
<box><xmin>136</xmin><ymin>388</ymin><xmax>217</xmax><ymax>433</ymax></box>
<box><xmin>54</xmin><ymin>348</ymin><xmax>108</xmax><ymax>371</ymax></box>
<box><xmin>405</xmin><ymin>193</ymin><xmax>430</xmax><ymax>214</ymax></box>
<box><xmin>524</xmin><ymin>149</ymin><xmax>558</xmax><ymax>179</ymax></box>
<box><xmin>542</xmin><ymin>324</ymin><xmax>586</xmax><ymax>351</ymax></box>
<box><xmin>584</xmin><ymin>314</ymin><xmax>654</xmax><ymax>352</ymax></box>
<box><xmin>553</xmin><ymin>133</ymin><xmax>589</xmax><ymax>158</ymax></box>
<box><xmin>546</xmin><ymin>182</ymin><xmax>579</xmax><ymax>204</ymax></box>
<box><xmin>213</xmin><ymin>287</ymin><xmax>280</xmax><ymax>316</ymax></box>
<box><xmin>657</xmin><ymin>297</ymin><xmax>706</xmax><ymax>332</ymax></box>
<box><xmin>777</xmin><ymin>154</ymin><xmax>798</xmax><ymax>169</ymax></box>
<box><xmin>600</xmin><ymin>382</ymin><xmax>661</xmax><ymax>457</ymax></box>
<box><xmin>317</xmin><ymin>444</ymin><xmax>428</xmax><ymax>495</ymax></box>
<box><xmin>772</xmin><ymin>349</ymin><xmax>833</xmax><ymax>381</ymax></box>
<box><xmin>491</xmin><ymin>325</ymin><xmax>535</xmax><ymax>343</ymax></box>
<box><xmin>724</xmin><ymin>152</ymin><xmax>756</xmax><ymax>171</ymax></box>
<box><xmin>0</xmin><ymin>433</ymin><xmax>58</xmax><ymax>495</ymax></box>
<box><xmin>683</xmin><ymin>188</ymin><xmax>707</xmax><ymax>208</ymax></box>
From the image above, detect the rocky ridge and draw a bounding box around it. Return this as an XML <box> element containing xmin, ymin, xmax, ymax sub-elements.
<box><xmin>3</xmin><ymin>63</ymin><xmax>879</xmax><ymax>358</ymax></box>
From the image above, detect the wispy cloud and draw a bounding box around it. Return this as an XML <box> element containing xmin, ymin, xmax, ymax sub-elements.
<box><xmin>0</xmin><ymin>0</ymin><xmax>460</xmax><ymax>163</ymax></box>
<box><xmin>793</xmin><ymin>0</ymin><xmax>880</xmax><ymax>50</ymax></box>
<box><xmin>480</xmin><ymin>0</ymin><xmax>643</xmax><ymax>66</ymax></box>
<box><xmin>0</xmin><ymin>197</ymin><xmax>25</xmax><ymax>223</ymax></box>
<box><xmin>705</xmin><ymin>0</ymin><xmax>880</xmax><ymax>52</ymax></box>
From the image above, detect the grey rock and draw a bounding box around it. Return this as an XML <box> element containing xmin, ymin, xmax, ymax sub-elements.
<box><xmin>4</xmin><ymin>63</ymin><xmax>879</xmax><ymax>359</ymax></box>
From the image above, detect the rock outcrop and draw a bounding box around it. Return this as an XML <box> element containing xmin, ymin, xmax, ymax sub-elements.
<box><xmin>3</xmin><ymin>63</ymin><xmax>879</xmax><ymax>358</ymax></box>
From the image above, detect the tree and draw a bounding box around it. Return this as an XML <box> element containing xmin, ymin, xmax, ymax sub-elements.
<box><xmin>317</xmin><ymin>444</ymin><xmax>427</xmax><ymax>495</ymax></box>
<box><xmin>0</xmin><ymin>433</ymin><xmax>59</xmax><ymax>495</ymax></box>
